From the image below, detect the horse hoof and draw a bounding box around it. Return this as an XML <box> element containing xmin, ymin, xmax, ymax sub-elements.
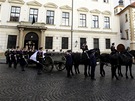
<box><xmin>131</xmin><ymin>76</ymin><xmax>134</xmax><ymax>79</ymax></box>
<box><xmin>126</xmin><ymin>76</ymin><xmax>128</xmax><ymax>79</ymax></box>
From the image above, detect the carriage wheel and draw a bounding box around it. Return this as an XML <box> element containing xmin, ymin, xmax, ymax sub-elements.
<box><xmin>42</xmin><ymin>56</ymin><xmax>54</xmax><ymax>72</ymax></box>
<box><xmin>55</xmin><ymin>56</ymin><xmax>66</xmax><ymax>71</ymax></box>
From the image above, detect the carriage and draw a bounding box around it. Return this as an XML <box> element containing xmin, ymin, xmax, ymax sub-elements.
<box><xmin>29</xmin><ymin>51</ymin><xmax>66</xmax><ymax>72</ymax></box>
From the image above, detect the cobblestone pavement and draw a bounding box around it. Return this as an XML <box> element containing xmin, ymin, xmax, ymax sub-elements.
<box><xmin>1</xmin><ymin>61</ymin><xmax>135</xmax><ymax>101</ymax></box>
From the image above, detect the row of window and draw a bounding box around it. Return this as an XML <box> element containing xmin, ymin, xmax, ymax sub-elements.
<box><xmin>7</xmin><ymin>35</ymin><xmax>111</xmax><ymax>50</ymax></box>
<box><xmin>10</xmin><ymin>6</ymin><xmax>110</xmax><ymax>29</ymax></box>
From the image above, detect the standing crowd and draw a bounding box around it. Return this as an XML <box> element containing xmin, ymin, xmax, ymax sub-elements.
<box><xmin>4</xmin><ymin>46</ymin><xmax>35</xmax><ymax>71</ymax></box>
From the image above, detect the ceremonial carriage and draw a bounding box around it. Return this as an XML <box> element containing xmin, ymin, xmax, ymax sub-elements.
<box><xmin>30</xmin><ymin>51</ymin><xmax>66</xmax><ymax>72</ymax></box>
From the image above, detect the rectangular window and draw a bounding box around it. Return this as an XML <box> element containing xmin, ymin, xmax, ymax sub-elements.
<box><xmin>29</xmin><ymin>8</ymin><xmax>38</xmax><ymax>22</ymax></box>
<box><xmin>45</xmin><ymin>37</ymin><xmax>53</xmax><ymax>49</ymax></box>
<box><xmin>80</xmin><ymin>14</ymin><xmax>86</xmax><ymax>27</ymax></box>
<box><xmin>125</xmin><ymin>30</ymin><xmax>129</xmax><ymax>40</ymax></box>
<box><xmin>105</xmin><ymin>39</ymin><xmax>110</xmax><ymax>49</ymax></box>
<box><xmin>80</xmin><ymin>38</ymin><xmax>86</xmax><ymax>49</ymax></box>
<box><xmin>62</xmin><ymin>12</ymin><xmax>69</xmax><ymax>26</ymax></box>
<box><xmin>92</xmin><ymin>15</ymin><xmax>99</xmax><ymax>28</ymax></box>
<box><xmin>93</xmin><ymin>38</ymin><xmax>99</xmax><ymax>48</ymax></box>
<box><xmin>62</xmin><ymin>37</ymin><xmax>68</xmax><ymax>49</ymax></box>
<box><xmin>10</xmin><ymin>6</ymin><xmax>20</xmax><ymax>22</ymax></box>
<box><xmin>125</xmin><ymin>14</ymin><xmax>128</xmax><ymax>22</ymax></box>
<box><xmin>46</xmin><ymin>10</ymin><xmax>54</xmax><ymax>25</ymax></box>
<box><xmin>104</xmin><ymin>16</ymin><xmax>110</xmax><ymax>28</ymax></box>
<box><xmin>103</xmin><ymin>0</ymin><xmax>109</xmax><ymax>3</ymax></box>
<box><xmin>7</xmin><ymin>35</ymin><xmax>17</xmax><ymax>49</ymax></box>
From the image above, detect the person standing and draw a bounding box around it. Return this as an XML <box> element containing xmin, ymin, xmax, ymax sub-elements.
<box><xmin>36</xmin><ymin>47</ymin><xmax>44</xmax><ymax>75</ymax></box>
<box><xmin>19</xmin><ymin>48</ymin><xmax>27</xmax><ymax>71</ymax></box>
<box><xmin>4</xmin><ymin>49</ymin><xmax>10</xmax><ymax>64</ymax></box>
<box><xmin>65</xmin><ymin>50</ymin><xmax>73</xmax><ymax>78</ymax></box>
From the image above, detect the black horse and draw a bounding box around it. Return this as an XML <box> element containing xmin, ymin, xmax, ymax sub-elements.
<box><xmin>100</xmin><ymin>50</ymin><xmax>133</xmax><ymax>79</ymax></box>
<box><xmin>117</xmin><ymin>51</ymin><xmax>133</xmax><ymax>78</ymax></box>
<box><xmin>100</xmin><ymin>52</ymin><xmax>119</xmax><ymax>79</ymax></box>
<box><xmin>72</xmin><ymin>48</ymin><xmax>100</xmax><ymax>79</ymax></box>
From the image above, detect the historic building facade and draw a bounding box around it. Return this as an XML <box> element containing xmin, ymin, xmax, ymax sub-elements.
<box><xmin>0</xmin><ymin>0</ymin><xmax>124</xmax><ymax>53</ymax></box>
<box><xmin>115</xmin><ymin>1</ymin><xmax>135</xmax><ymax>50</ymax></box>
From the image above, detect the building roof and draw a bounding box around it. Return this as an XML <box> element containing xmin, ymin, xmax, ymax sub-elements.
<box><xmin>117</xmin><ymin>2</ymin><xmax>135</xmax><ymax>15</ymax></box>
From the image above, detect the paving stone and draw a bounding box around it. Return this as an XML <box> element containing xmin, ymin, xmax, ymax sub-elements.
<box><xmin>0</xmin><ymin>63</ymin><xmax>135</xmax><ymax>101</ymax></box>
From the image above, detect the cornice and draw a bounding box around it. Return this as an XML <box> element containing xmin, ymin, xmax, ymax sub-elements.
<box><xmin>77</xmin><ymin>7</ymin><xmax>89</xmax><ymax>12</ymax></box>
<box><xmin>102</xmin><ymin>10</ymin><xmax>111</xmax><ymax>15</ymax></box>
<box><xmin>90</xmin><ymin>9</ymin><xmax>101</xmax><ymax>14</ymax></box>
<box><xmin>8</xmin><ymin>0</ymin><xmax>25</xmax><ymax>5</ymax></box>
<box><xmin>27</xmin><ymin>0</ymin><xmax>42</xmax><ymax>7</ymax></box>
<box><xmin>44</xmin><ymin>2</ymin><xmax>58</xmax><ymax>9</ymax></box>
<box><xmin>59</xmin><ymin>5</ymin><xmax>72</xmax><ymax>10</ymax></box>
<box><xmin>47</xmin><ymin>28</ymin><xmax>117</xmax><ymax>34</ymax></box>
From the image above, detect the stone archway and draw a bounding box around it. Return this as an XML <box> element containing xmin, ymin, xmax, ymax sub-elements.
<box><xmin>24</xmin><ymin>32</ymin><xmax>39</xmax><ymax>50</ymax></box>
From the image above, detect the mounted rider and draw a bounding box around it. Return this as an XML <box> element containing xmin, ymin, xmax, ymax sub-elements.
<box><xmin>110</xmin><ymin>43</ymin><xmax>117</xmax><ymax>54</ymax></box>
<box><xmin>81</xmin><ymin>41</ymin><xmax>88</xmax><ymax>53</ymax></box>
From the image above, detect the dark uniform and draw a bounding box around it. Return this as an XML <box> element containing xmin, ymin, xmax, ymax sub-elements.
<box><xmin>65</xmin><ymin>50</ymin><xmax>73</xmax><ymax>78</ymax></box>
<box><xmin>110</xmin><ymin>43</ymin><xmax>117</xmax><ymax>54</ymax></box>
<box><xmin>89</xmin><ymin>53</ymin><xmax>96</xmax><ymax>80</ymax></box>
<box><xmin>8</xmin><ymin>49</ymin><xmax>17</xmax><ymax>69</ymax></box>
<box><xmin>36</xmin><ymin>47</ymin><xmax>44</xmax><ymax>75</ymax></box>
<box><xmin>81</xmin><ymin>43</ymin><xmax>88</xmax><ymax>52</ymax></box>
<box><xmin>5</xmin><ymin>49</ymin><xmax>10</xmax><ymax>64</ymax></box>
<box><xmin>19</xmin><ymin>50</ymin><xmax>27</xmax><ymax>71</ymax></box>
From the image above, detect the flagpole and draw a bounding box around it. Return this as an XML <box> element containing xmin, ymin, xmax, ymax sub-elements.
<box><xmin>71</xmin><ymin>0</ymin><xmax>73</xmax><ymax>52</ymax></box>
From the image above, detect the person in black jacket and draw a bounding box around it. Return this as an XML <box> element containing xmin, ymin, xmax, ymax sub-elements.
<box><xmin>110</xmin><ymin>43</ymin><xmax>117</xmax><ymax>54</ymax></box>
<box><xmin>19</xmin><ymin>48</ymin><xmax>27</xmax><ymax>71</ymax></box>
<box><xmin>36</xmin><ymin>47</ymin><xmax>44</xmax><ymax>75</ymax></box>
<box><xmin>81</xmin><ymin>41</ymin><xmax>88</xmax><ymax>53</ymax></box>
<box><xmin>65</xmin><ymin>50</ymin><xmax>73</xmax><ymax>78</ymax></box>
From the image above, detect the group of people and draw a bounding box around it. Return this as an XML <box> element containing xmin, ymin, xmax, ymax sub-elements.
<box><xmin>5</xmin><ymin>46</ymin><xmax>35</xmax><ymax>71</ymax></box>
<box><xmin>4</xmin><ymin>42</ymin><xmax>118</xmax><ymax>79</ymax></box>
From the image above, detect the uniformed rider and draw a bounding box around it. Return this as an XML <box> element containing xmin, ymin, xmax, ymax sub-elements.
<box><xmin>36</xmin><ymin>47</ymin><xmax>44</xmax><ymax>75</ymax></box>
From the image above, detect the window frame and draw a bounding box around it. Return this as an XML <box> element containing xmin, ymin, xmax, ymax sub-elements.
<box><xmin>93</xmin><ymin>38</ymin><xmax>99</xmax><ymax>49</ymax></box>
<box><xmin>79</xmin><ymin>13</ymin><xmax>86</xmax><ymax>27</ymax></box>
<box><xmin>80</xmin><ymin>38</ymin><xmax>86</xmax><ymax>49</ymax></box>
<box><xmin>61</xmin><ymin>37</ymin><xmax>68</xmax><ymax>49</ymax></box>
<box><xmin>10</xmin><ymin>6</ymin><xmax>21</xmax><ymax>22</ymax></box>
<box><xmin>46</xmin><ymin>10</ymin><xmax>55</xmax><ymax>25</ymax></box>
<box><xmin>29</xmin><ymin>8</ymin><xmax>38</xmax><ymax>22</ymax></box>
<box><xmin>45</xmin><ymin>36</ymin><xmax>53</xmax><ymax>49</ymax></box>
<box><xmin>104</xmin><ymin>16</ymin><xmax>110</xmax><ymax>29</ymax></box>
<box><xmin>62</xmin><ymin>12</ymin><xmax>69</xmax><ymax>26</ymax></box>
<box><xmin>105</xmin><ymin>38</ymin><xmax>110</xmax><ymax>49</ymax></box>
<box><xmin>92</xmin><ymin>15</ymin><xmax>99</xmax><ymax>28</ymax></box>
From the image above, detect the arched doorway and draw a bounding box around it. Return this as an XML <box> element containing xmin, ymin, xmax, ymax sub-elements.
<box><xmin>24</xmin><ymin>32</ymin><xmax>39</xmax><ymax>50</ymax></box>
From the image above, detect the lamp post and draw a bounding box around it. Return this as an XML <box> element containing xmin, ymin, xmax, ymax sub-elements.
<box><xmin>71</xmin><ymin>0</ymin><xmax>74</xmax><ymax>51</ymax></box>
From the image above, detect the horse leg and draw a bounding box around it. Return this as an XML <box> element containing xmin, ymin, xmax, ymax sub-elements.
<box><xmin>74</xmin><ymin>64</ymin><xmax>78</xmax><ymax>74</ymax></box>
<box><xmin>84</xmin><ymin>64</ymin><xmax>88</xmax><ymax>77</ymax></box>
<box><xmin>75</xmin><ymin>64</ymin><xmax>80</xmax><ymax>74</ymax></box>
<box><xmin>100</xmin><ymin>62</ymin><xmax>105</xmax><ymax>77</ymax></box>
<box><xmin>91</xmin><ymin>65</ymin><xmax>96</xmax><ymax>80</ymax></box>
<box><xmin>111</xmin><ymin>65</ymin><xmax>119</xmax><ymax>80</ymax></box>
<box><xmin>125</xmin><ymin>65</ymin><xmax>128</xmax><ymax>79</ymax></box>
<box><xmin>118</xmin><ymin>65</ymin><xmax>123</xmax><ymax>77</ymax></box>
<box><xmin>70</xmin><ymin>65</ymin><xmax>74</xmax><ymax>76</ymax></box>
<box><xmin>129</xmin><ymin>64</ymin><xmax>134</xmax><ymax>79</ymax></box>
<box><xmin>88</xmin><ymin>65</ymin><xmax>91</xmax><ymax>76</ymax></box>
